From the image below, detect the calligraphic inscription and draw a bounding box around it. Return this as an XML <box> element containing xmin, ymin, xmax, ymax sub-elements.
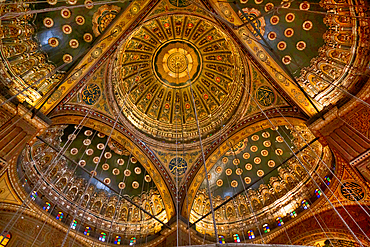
<box><xmin>340</xmin><ymin>181</ymin><xmax>365</xmax><ymax>201</ymax></box>
<box><xmin>256</xmin><ymin>86</ymin><xmax>275</xmax><ymax>107</ymax></box>
<box><xmin>169</xmin><ymin>0</ymin><xmax>191</xmax><ymax>7</ymax></box>
<box><xmin>169</xmin><ymin>157</ymin><xmax>187</xmax><ymax>176</ymax></box>
<box><xmin>81</xmin><ymin>83</ymin><xmax>101</xmax><ymax>105</ymax></box>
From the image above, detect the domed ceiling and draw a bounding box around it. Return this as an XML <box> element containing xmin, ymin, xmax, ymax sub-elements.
<box><xmin>107</xmin><ymin>15</ymin><xmax>248</xmax><ymax>143</ymax></box>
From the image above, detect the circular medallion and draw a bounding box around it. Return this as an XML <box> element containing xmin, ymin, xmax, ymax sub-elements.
<box><xmin>104</xmin><ymin>152</ymin><xmax>112</xmax><ymax>159</ymax></box>
<box><xmin>225</xmin><ymin>168</ymin><xmax>232</xmax><ymax>176</ymax></box>
<box><xmin>134</xmin><ymin>167</ymin><xmax>141</xmax><ymax>174</ymax></box>
<box><xmin>276</xmin><ymin>136</ymin><xmax>284</xmax><ymax>142</ymax></box>
<box><xmin>255</xmin><ymin>0</ymin><xmax>263</xmax><ymax>4</ymax></box>
<box><xmin>130</xmin><ymin>157</ymin><xmax>137</xmax><ymax>164</ymax></box>
<box><xmin>83</xmin><ymin>139</ymin><xmax>91</xmax><ymax>146</ymax></box>
<box><xmin>262</xmin><ymin>131</ymin><xmax>270</xmax><ymax>138</ymax></box>
<box><xmin>282</xmin><ymin>55</ymin><xmax>292</xmax><ymax>65</ymax></box>
<box><xmin>83</xmin><ymin>33</ymin><xmax>93</xmax><ymax>43</ymax></box>
<box><xmin>48</xmin><ymin>37</ymin><xmax>59</xmax><ymax>48</ymax></box>
<box><xmin>284</xmin><ymin>28</ymin><xmax>294</xmax><ymax>37</ymax></box>
<box><xmin>233</xmin><ymin>159</ymin><xmax>240</xmax><ymax>166</ymax></box>
<box><xmin>254</xmin><ymin>157</ymin><xmax>261</xmax><ymax>164</ymax></box>
<box><xmin>340</xmin><ymin>181</ymin><xmax>365</xmax><ymax>201</ymax></box>
<box><xmin>63</xmin><ymin>54</ymin><xmax>73</xmax><ymax>63</ymax></box>
<box><xmin>74</xmin><ymin>16</ymin><xmax>85</xmax><ymax>26</ymax></box>
<box><xmin>69</xmin><ymin>39</ymin><xmax>79</xmax><ymax>49</ymax></box>
<box><xmin>296</xmin><ymin>41</ymin><xmax>307</xmax><ymax>51</ymax></box>
<box><xmin>267</xmin><ymin>32</ymin><xmax>277</xmax><ymax>41</ymax></box>
<box><xmin>300</xmin><ymin>2</ymin><xmax>310</xmax><ymax>10</ymax></box>
<box><xmin>169</xmin><ymin>157</ymin><xmax>187</xmax><ymax>176</ymax></box>
<box><xmin>145</xmin><ymin>175</ymin><xmax>152</xmax><ymax>182</ymax></box>
<box><xmin>81</xmin><ymin>84</ymin><xmax>101</xmax><ymax>105</ymax></box>
<box><xmin>256</xmin><ymin>86</ymin><xmax>275</xmax><ymax>106</ymax></box>
<box><xmin>43</xmin><ymin>18</ymin><xmax>54</xmax><ymax>28</ymax></box>
<box><xmin>84</xmin><ymin>0</ymin><xmax>94</xmax><ymax>9</ymax></box>
<box><xmin>250</xmin><ymin>146</ymin><xmax>258</xmax><ymax>152</ymax></box>
<box><xmin>285</xmin><ymin>13</ymin><xmax>295</xmax><ymax>23</ymax></box>
<box><xmin>251</xmin><ymin>135</ymin><xmax>260</xmax><ymax>141</ymax></box>
<box><xmin>303</xmin><ymin>20</ymin><xmax>313</xmax><ymax>31</ymax></box>
<box><xmin>97</xmin><ymin>143</ymin><xmax>104</xmax><ymax>150</ymax></box>
<box><xmin>261</xmin><ymin>150</ymin><xmax>269</xmax><ymax>156</ymax></box>
<box><xmin>47</xmin><ymin>0</ymin><xmax>57</xmax><ymax>5</ymax></box>
<box><xmin>70</xmin><ymin>148</ymin><xmax>78</xmax><ymax>155</ymax></box>
<box><xmin>245</xmin><ymin>163</ymin><xmax>253</xmax><ymax>170</ymax></box>
<box><xmin>62</xmin><ymin>25</ymin><xmax>72</xmax><ymax>34</ymax></box>
<box><xmin>268</xmin><ymin>160</ymin><xmax>275</xmax><ymax>167</ymax></box>
<box><xmin>97</xmin><ymin>133</ymin><xmax>105</xmax><ymax>138</ymax></box>
<box><xmin>281</xmin><ymin>0</ymin><xmax>290</xmax><ymax>8</ymax></box>
<box><xmin>208</xmin><ymin>174</ymin><xmax>211</xmax><ymax>180</ymax></box>
<box><xmin>244</xmin><ymin>177</ymin><xmax>252</xmax><ymax>184</ymax></box>
<box><xmin>265</xmin><ymin>3</ymin><xmax>274</xmax><ymax>12</ymax></box>
<box><xmin>231</xmin><ymin>180</ymin><xmax>238</xmax><ymax>188</ymax></box>
<box><xmin>84</xmin><ymin>130</ymin><xmax>93</xmax><ymax>136</ymax></box>
<box><xmin>61</xmin><ymin>8</ymin><xmax>71</xmax><ymax>19</ymax></box>
<box><xmin>104</xmin><ymin>178</ymin><xmax>111</xmax><ymax>185</ymax></box>
<box><xmin>216</xmin><ymin>166</ymin><xmax>223</xmax><ymax>174</ymax></box>
<box><xmin>222</xmin><ymin>157</ymin><xmax>229</xmax><ymax>164</ymax></box>
<box><xmin>275</xmin><ymin>148</ymin><xmax>283</xmax><ymax>155</ymax></box>
<box><xmin>216</xmin><ymin>179</ymin><xmax>223</xmax><ymax>187</ymax></box>
<box><xmin>102</xmin><ymin>163</ymin><xmax>109</xmax><ymax>170</ymax></box>
<box><xmin>132</xmin><ymin>181</ymin><xmax>139</xmax><ymax>189</ymax></box>
<box><xmin>90</xmin><ymin>170</ymin><xmax>97</xmax><ymax>177</ymax></box>
<box><xmin>243</xmin><ymin>152</ymin><xmax>250</xmax><ymax>159</ymax></box>
<box><xmin>86</xmin><ymin>149</ymin><xmax>93</xmax><ymax>156</ymax></box>
<box><xmin>277</xmin><ymin>41</ymin><xmax>287</xmax><ymax>51</ymax></box>
<box><xmin>68</xmin><ymin>134</ymin><xmax>76</xmax><ymax>140</ymax></box>
<box><xmin>124</xmin><ymin>169</ymin><xmax>131</xmax><ymax>176</ymax></box>
<box><xmin>270</xmin><ymin>15</ymin><xmax>279</xmax><ymax>25</ymax></box>
<box><xmin>257</xmin><ymin>170</ymin><xmax>264</xmax><ymax>177</ymax></box>
<box><xmin>236</xmin><ymin>168</ymin><xmax>243</xmax><ymax>175</ymax></box>
<box><xmin>117</xmin><ymin>159</ymin><xmax>124</xmax><ymax>165</ymax></box>
<box><xmin>112</xmin><ymin>168</ymin><xmax>120</xmax><ymax>175</ymax></box>
<box><xmin>263</xmin><ymin>140</ymin><xmax>271</xmax><ymax>147</ymax></box>
<box><xmin>93</xmin><ymin>157</ymin><xmax>100</xmax><ymax>164</ymax></box>
<box><xmin>118</xmin><ymin>182</ymin><xmax>126</xmax><ymax>189</ymax></box>
<box><xmin>79</xmin><ymin>160</ymin><xmax>86</xmax><ymax>167</ymax></box>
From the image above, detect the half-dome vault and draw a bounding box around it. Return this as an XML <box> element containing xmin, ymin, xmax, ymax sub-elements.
<box><xmin>107</xmin><ymin>15</ymin><xmax>249</xmax><ymax>144</ymax></box>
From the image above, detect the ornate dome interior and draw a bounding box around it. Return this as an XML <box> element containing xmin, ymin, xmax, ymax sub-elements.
<box><xmin>0</xmin><ymin>0</ymin><xmax>369</xmax><ymax>246</ymax></box>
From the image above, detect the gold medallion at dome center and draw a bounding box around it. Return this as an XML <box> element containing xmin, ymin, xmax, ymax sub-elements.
<box><xmin>167</xmin><ymin>51</ymin><xmax>188</xmax><ymax>74</ymax></box>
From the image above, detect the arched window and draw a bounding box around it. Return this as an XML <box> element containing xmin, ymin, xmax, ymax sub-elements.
<box><xmin>71</xmin><ymin>220</ymin><xmax>77</xmax><ymax>230</ymax></box>
<box><xmin>315</xmin><ymin>189</ymin><xmax>322</xmax><ymax>198</ymax></box>
<box><xmin>276</xmin><ymin>217</ymin><xmax>284</xmax><ymax>226</ymax></box>
<box><xmin>56</xmin><ymin>212</ymin><xmax>64</xmax><ymax>221</ymax></box>
<box><xmin>130</xmin><ymin>237</ymin><xmax>137</xmax><ymax>245</ymax></box>
<box><xmin>324</xmin><ymin>176</ymin><xmax>331</xmax><ymax>185</ymax></box>
<box><xmin>263</xmin><ymin>223</ymin><xmax>270</xmax><ymax>233</ymax></box>
<box><xmin>114</xmin><ymin>235</ymin><xmax>121</xmax><ymax>245</ymax></box>
<box><xmin>290</xmin><ymin>210</ymin><xmax>297</xmax><ymax>218</ymax></box>
<box><xmin>247</xmin><ymin>230</ymin><xmax>255</xmax><ymax>239</ymax></box>
<box><xmin>43</xmin><ymin>202</ymin><xmax>51</xmax><ymax>211</ymax></box>
<box><xmin>84</xmin><ymin>226</ymin><xmax>91</xmax><ymax>236</ymax></box>
<box><xmin>31</xmin><ymin>191</ymin><xmax>38</xmax><ymax>200</ymax></box>
<box><xmin>302</xmin><ymin>200</ymin><xmax>310</xmax><ymax>210</ymax></box>
<box><xmin>218</xmin><ymin>235</ymin><xmax>225</xmax><ymax>244</ymax></box>
<box><xmin>0</xmin><ymin>233</ymin><xmax>11</xmax><ymax>247</ymax></box>
<box><xmin>233</xmin><ymin>233</ymin><xmax>240</xmax><ymax>243</ymax></box>
<box><xmin>99</xmin><ymin>232</ymin><xmax>106</xmax><ymax>242</ymax></box>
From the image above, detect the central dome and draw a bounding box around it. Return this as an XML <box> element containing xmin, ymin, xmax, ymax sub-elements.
<box><xmin>108</xmin><ymin>15</ymin><xmax>248</xmax><ymax>144</ymax></box>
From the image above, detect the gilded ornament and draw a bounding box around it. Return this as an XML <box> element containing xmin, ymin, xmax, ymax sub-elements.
<box><xmin>299</xmin><ymin>2</ymin><xmax>310</xmax><ymax>10</ymax></box>
<box><xmin>61</xmin><ymin>8</ymin><xmax>71</xmax><ymax>19</ymax></box>
<box><xmin>79</xmin><ymin>160</ymin><xmax>86</xmax><ymax>167</ymax></box>
<box><xmin>285</xmin><ymin>13</ymin><xmax>295</xmax><ymax>23</ymax></box>
<box><xmin>91</xmin><ymin>170</ymin><xmax>97</xmax><ymax>176</ymax></box>
<box><xmin>48</xmin><ymin>37</ymin><xmax>59</xmax><ymax>47</ymax></box>
<box><xmin>255</xmin><ymin>0</ymin><xmax>263</xmax><ymax>4</ymax></box>
<box><xmin>262</xmin><ymin>131</ymin><xmax>270</xmax><ymax>138</ymax></box>
<box><xmin>233</xmin><ymin>158</ymin><xmax>240</xmax><ymax>165</ymax></box>
<box><xmin>62</xmin><ymin>25</ymin><xmax>72</xmax><ymax>34</ymax></box>
<box><xmin>132</xmin><ymin>181</ymin><xmax>139</xmax><ymax>189</ymax></box>
<box><xmin>92</xmin><ymin>5</ymin><xmax>121</xmax><ymax>36</ymax></box>
<box><xmin>97</xmin><ymin>132</ymin><xmax>105</xmax><ymax>138</ymax></box>
<box><xmin>251</xmin><ymin>135</ymin><xmax>259</xmax><ymax>141</ymax></box>
<box><xmin>97</xmin><ymin>143</ymin><xmax>104</xmax><ymax>150</ymax></box>
<box><xmin>134</xmin><ymin>167</ymin><xmax>141</xmax><ymax>175</ymax></box>
<box><xmin>257</xmin><ymin>169</ymin><xmax>264</xmax><ymax>177</ymax></box>
<box><xmin>254</xmin><ymin>157</ymin><xmax>261</xmax><ymax>164</ymax></box>
<box><xmin>84</xmin><ymin>0</ymin><xmax>94</xmax><ymax>9</ymax></box>
<box><xmin>216</xmin><ymin>166</ymin><xmax>223</xmax><ymax>174</ymax></box>
<box><xmin>263</xmin><ymin>140</ymin><xmax>271</xmax><ymax>147</ymax></box>
<box><xmin>68</xmin><ymin>0</ymin><xmax>77</xmax><ymax>4</ymax></box>
<box><xmin>169</xmin><ymin>157</ymin><xmax>187</xmax><ymax>176</ymax></box>
<box><xmin>131</xmin><ymin>157</ymin><xmax>137</xmax><ymax>164</ymax></box>
<box><xmin>281</xmin><ymin>0</ymin><xmax>290</xmax><ymax>8</ymax></box>
<box><xmin>340</xmin><ymin>181</ymin><xmax>365</xmax><ymax>201</ymax></box>
<box><xmin>84</xmin><ymin>130</ymin><xmax>93</xmax><ymax>136</ymax></box>
<box><xmin>264</xmin><ymin>3</ymin><xmax>274</xmax><ymax>12</ymax></box>
<box><xmin>231</xmin><ymin>180</ymin><xmax>238</xmax><ymax>188</ymax></box>
<box><xmin>296</xmin><ymin>41</ymin><xmax>307</xmax><ymax>51</ymax></box>
<box><xmin>270</xmin><ymin>15</ymin><xmax>279</xmax><ymax>25</ymax></box>
<box><xmin>93</xmin><ymin>157</ymin><xmax>100</xmax><ymax>164</ymax></box>
<box><xmin>145</xmin><ymin>175</ymin><xmax>151</xmax><ymax>182</ymax></box>
<box><xmin>216</xmin><ymin>179</ymin><xmax>223</xmax><ymax>187</ymax></box>
<box><xmin>75</xmin><ymin>15</ymin><xmax>85</xmax><ymax>25</ymax></box>
<box><xmin>236</xmin><ymin>168</ymin><xmax>243</xmax><ymax>175</ymax></box>
<box><xmin>124</xmin><ymin>169</ymin><xmax>131</xmax><ymax>176</ymax></box>
<box><xmin>102</xmin><ymin>163</ymin><xmax>109</xmax><ymax>170</ymax></box>
<box><xmin>268</xmin><ymin>160</ymin><xmax>275</xmax><ymax>167</ymax></box>
<box><xmin>243</xmin><ymin>152</ymin><xmax>250</xmax><ymax>159</ymax></box>
<box><xmin>284</xmin><ymin>28</ymin><xmax>294</xmax><ymax>37</ymax></box>
<box><xmin>70</xmin><ymin>148</ymin><xmax>78</xmax><ymax>155</ymax></box>
<box><xmin>169</xmin><ymin>0</ymin><xmax>190</xmax><ymax>7</ymax></box>
<box><xmin>112</xmin><ymin>168</ymin><xmax>120</xmax><ymax>175</ymax></box>
<box><xmin>244</xmin><ymin>177</ymin><xmax>252</xmax><ymax>184</ymax></box>
<box><xmin>81</xmin><ymin>83</ymin><xmax>101</xmax><ymax>105</ymax></box>
<box><xmin>282</xmin><ymin>55</ymin><xmax>292</xmax><ymax>65</ymax></box>
<box><xmin>104</xmin><ymin>152</ymin><xmax>112</xmax><ymax>159</ymax></box>
<box><xmin>104</xmin><ymin>178</ymin><xmax>111</xmax><ymax>185</ymax></box>
<box><xmin>43</xmin><ymin>17</ymin><xmax>54</xmax><ymax>28</ymax></box>
<box><xmin>47</xmin><ymin>0</ymin><xmax>57</xmax><ymax>5</ymax></box>
<box><xmin>117</xmin><ymin>158</ymin><xmax>124</xmax><ymax>165</ymax></box>
<box><xmin>256</xmin><ymin>86</ymin><xmax>275</xmax><ymax>106</ymax></box>
<box><xmin>250</xmin><ymin>146</ymin><xmax>258</xmax><ymax>152</ymax></box>
<box><xmin>276</xmin><ymin>136</ymin><xmax>284</xmax><ymax>142</ymax></box>
<box><xmin>261</xmin><ymin>150</ymin><xmax>269</xmax><ymax>157</ymax></box>
<box><xmin>83</xmin><ymin>139</ymin><xmax>91</xmax><ymax>146</ymax></box>
<box><xmin>302</xmin><ymin>20</ymin><xmax>313</xmax><ymax>31</ymax></box>
<box><xmin>267</xmin><ymin>32</ymin><xmax>277</xmax><ymax>40</ymax></box>
<box><xmin>245</xmin><ymin>163</ymin><xmax>253</xmax><ymax>170</ymax></box>
<box><xmin>225</xmin><ymin>168</ymin><xmax>232</xmax><ymax>176</ymax></box>
<box><xmin>277</xmin><ymin>41</ymin><xmax>287</xmax><ymax>51</ymax></box>
<box><xmin>222</xmin><ymin>157</ymin><xmax>228</xmax><ymax>164</ymax></box>
<box><xmin>275</xmin><ymin>148</ymin><xmax>283</xmax><ymax>155</ymax></box>
<box><xmin>118</xmin><ymin>182</ymin><xmax>125</xmax><ymax>189</ymax></box>
<box><xmin>68</xmin><ymin>134</ymin><xmax>76</xmax><ymax>140</ymax></box>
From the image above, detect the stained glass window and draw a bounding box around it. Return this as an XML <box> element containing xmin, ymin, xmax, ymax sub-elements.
<box><xmin>218</xmin><ymin>235</ymin><xmax>225</xmax><ymax>244</ymax></box>
<box><xmin>315</xmin><ymin>189</ymin><xmax>322</xmax><ymax>198</ymax></box>
<box><xmin>290</xmin><ymin>210</ymin><xmax>297</xmax><ymax>218</ymax></box>
<box><xmin>31</xmin><ymin>191</ymin><xmax>38</xmax><ymax>200</ymax></box>
<box><xmin>84</xmin><ymin>226</ymin><xmax>91</xmax><ymax>236</ymax></box>
<box><xmin>233</xmin><ymin>233</ymin><xmax>240</xmax><ymax>243</ymax></box>
<box><xmin>71</xmin><ymin>220</ymin><xmax>77</xmax><ymax>230</ymax></box>
<box><xmin>324</xmin><ymin>176</ymin><xmax>331</xmax><ymax>185</ymax></box>
<box><xmin>114</xmin><ymin>235</ymin><xmax>121</xmax><ymax>245</ymax></box>
<box><xmin>302</xmin><ymin>200</ymin><xmax>310</xmax><ymax>209</ymax></box>
<box><xmin>99</xmin><ymin>232</ymin><xmax>106</xmax><ymax>242</ymax></box>
<box><xmin>248</xmin><ymin>230</ymin><xmax>255</xmax><ymax>239</ymax></box>
<box><xmin>43</xmin><ymin>202</ymin><xmax>51</xmax><ymax>211</ymax></box>
<box><xmin>263</xmin><ymin>223</ymin><xmax>270</xmax><ymax>233</ymax></box>
<box><xmin>130</xmin><ymin>237</ymin><xmax>137</xmax><ymax>245</ymax></box>
<box><xmin>276</xmin><ymin>217</ymin><xmax>284</xmax><ymax>226</ymax></box>
<box><xmin>56</xmin><ymin>212</ymin><xmax>64</xmax><ymax>221</ymax></box>
<box><xmin>0</xmin><ymin>233</ymin><xmax>11</xmax><ymax>247</ymax></box>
